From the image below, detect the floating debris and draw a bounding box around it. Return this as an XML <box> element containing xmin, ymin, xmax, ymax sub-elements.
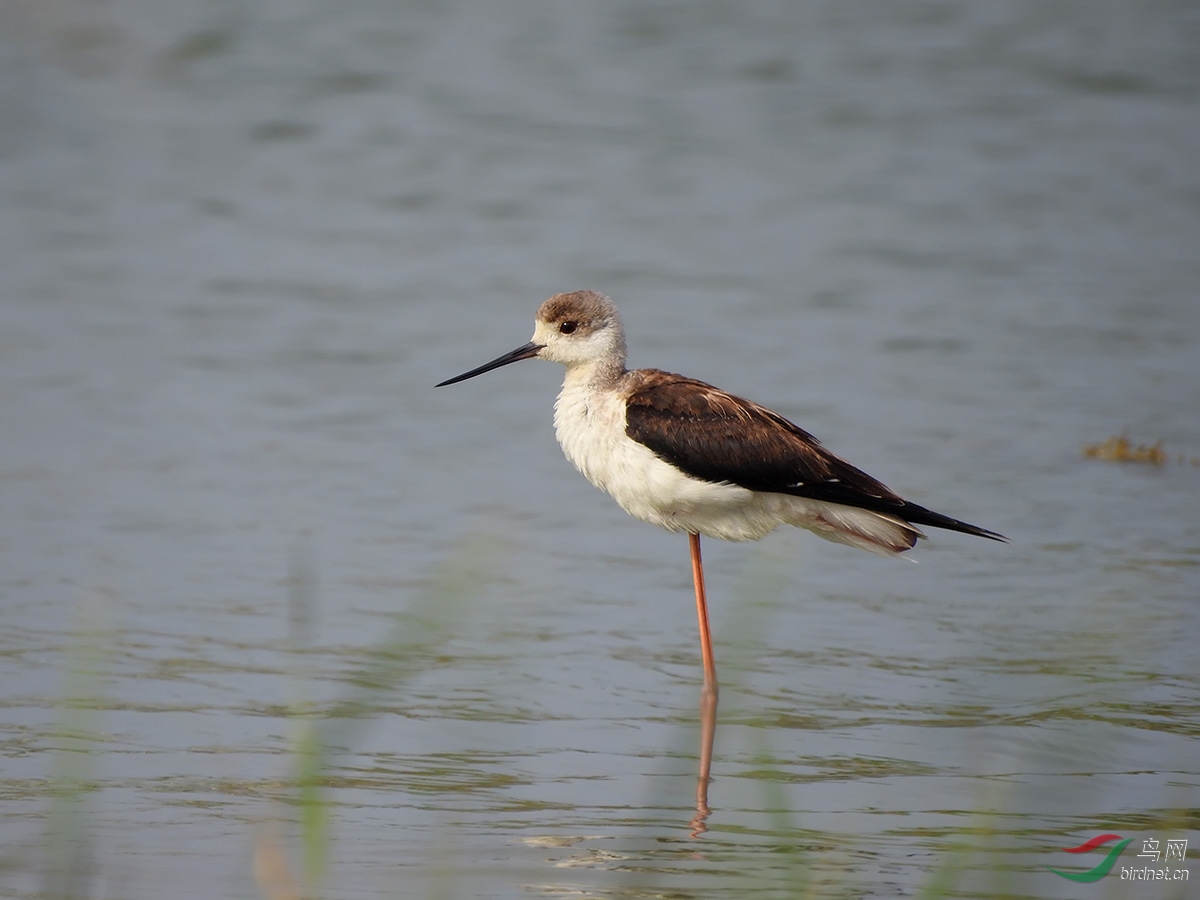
<box><xmin>1082</xmin><ymin>432</ymin><xmax>1167</xmax><ymax>466</ymax></box>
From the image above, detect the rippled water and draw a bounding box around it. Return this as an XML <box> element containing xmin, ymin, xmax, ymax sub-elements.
<box><xmin>2</xmin><ymin>1</ymin><xmax>1198</xmax><ymax>897</ymax></box>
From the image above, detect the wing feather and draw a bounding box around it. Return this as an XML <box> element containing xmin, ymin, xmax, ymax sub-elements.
<box><xmin>623</xmin><ymin>371</ymin><xmax>1005</xmax><ymax>542</ymax></box>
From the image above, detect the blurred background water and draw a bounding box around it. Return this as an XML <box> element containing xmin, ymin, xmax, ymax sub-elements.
<box><xmin>1</xmin><ymin>1</ymin><xmax>1198</xmax><ymax>897</ymax></box>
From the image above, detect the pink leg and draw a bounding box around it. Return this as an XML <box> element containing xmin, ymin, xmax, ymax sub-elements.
<box><xmin>688</xmin><ymin>532</ymin><xmax>718</xmax><ymax>836</ymax></box>
<box><xmin>689</xmin><ymin>532</ymin><xmax>719</xmax><ymax>697</ymax></box>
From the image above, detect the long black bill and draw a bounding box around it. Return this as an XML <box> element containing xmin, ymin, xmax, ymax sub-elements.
<box><xmin>436</xmin><ymin>341</ymin><xmax>544</xmax><ymax>387</ymax></box>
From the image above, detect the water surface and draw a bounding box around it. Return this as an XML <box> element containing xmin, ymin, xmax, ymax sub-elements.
<box><xmin>1</xmin><ymin>1</ymin><xmax>1198</xmax><ymax>897</ymax></box>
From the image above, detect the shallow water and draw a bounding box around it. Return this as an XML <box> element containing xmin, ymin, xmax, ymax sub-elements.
<box><xmin>1</xmin><ymin>1</ymin><xmax>1198</xmax><ymax>897</ymax></box>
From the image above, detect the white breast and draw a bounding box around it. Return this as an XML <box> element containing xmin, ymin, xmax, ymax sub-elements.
<box><xmin>552</xmin><ymin>376</ymin><xmax>787</xmax><ymax>541</ymax></box>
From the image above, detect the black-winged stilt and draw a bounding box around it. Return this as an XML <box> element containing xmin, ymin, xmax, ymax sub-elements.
<box><xmin>437</xmin><ymin>290</ymin><xmax>1005</xmax><ymax>822</ymax></box>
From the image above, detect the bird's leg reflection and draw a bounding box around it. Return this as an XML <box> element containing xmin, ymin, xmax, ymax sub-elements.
<box><xmin>690</xmin><ymin>683</ymin><xmax>717</xmax><ymax>837</ymax></box>
<box><xmin>688</xmin><ymin>533</ymin><xmax>717</xmax><ymax>837</ymax></box>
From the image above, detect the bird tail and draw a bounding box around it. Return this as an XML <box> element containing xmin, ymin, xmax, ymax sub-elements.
<box><xmin>796</xmin><ymin>504</ymin><xmax>924</xmax><ymax>556</ymax></box>
<box><xmin>790</xmin><ymin>500</ymin><xmax>1005</xmax><ymax>556</ymax></box>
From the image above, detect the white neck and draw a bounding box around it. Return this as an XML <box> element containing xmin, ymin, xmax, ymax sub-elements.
<box><xmin>564</xmin><ymin>356</ymin><xmax>624</xmax><ymax>390</ymax></box>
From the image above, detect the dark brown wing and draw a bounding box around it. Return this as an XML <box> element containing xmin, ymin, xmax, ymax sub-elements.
<box><xmin>623</xmin><ymin>370</ymin><xmax>1005</xmax><ymax>541</ymax></box>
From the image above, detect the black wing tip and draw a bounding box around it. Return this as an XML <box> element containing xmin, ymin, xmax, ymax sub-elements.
<box><xmin>957</xmin><ymin>524</ymin><xmax>1009</xmax><ymax>543</ymax></box>
<box><xmin>777</xmin><ymin>484</ymin><xmax>1008</xmax><ymax>543</ymax></box>
<box><xmin>905</xmin><ymin>507</ymin><xmax>1007</xmax><ymax>543</ymax></box>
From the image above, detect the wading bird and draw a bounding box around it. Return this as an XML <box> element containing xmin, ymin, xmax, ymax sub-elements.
<box><xmin>437</xmin><ymin>290</ymin><xmax>1005</xmax><ymax>827</ymax></box>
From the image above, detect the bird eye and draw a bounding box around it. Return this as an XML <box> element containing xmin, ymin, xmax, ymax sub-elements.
<box><xmin>560</xmin><ymin>321</ymin><xmax>578</xmax><ymax>334</ymax></box>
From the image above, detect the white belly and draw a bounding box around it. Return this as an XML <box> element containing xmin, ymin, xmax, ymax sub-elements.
<box><xmin>553</xmin><ymin>380</ymin><xmax>788</xmax><ymax>542</ymax></box>
<box><xmin>550</xmin><ymin>376</ymin><xmax>918</xmax><ymax>555</ymax></box>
